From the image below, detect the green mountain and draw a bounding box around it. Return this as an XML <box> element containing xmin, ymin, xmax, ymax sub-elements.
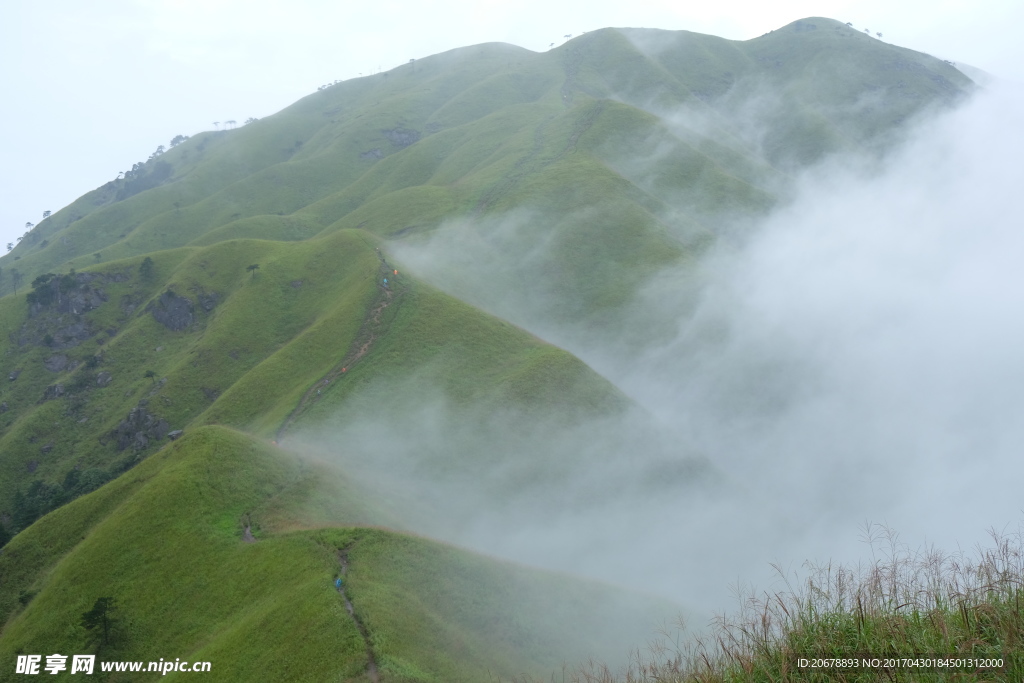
<box><xmin>0</xmin><ymin>18</ymin><xmax>973</xmax><ymax>681</ymax></box>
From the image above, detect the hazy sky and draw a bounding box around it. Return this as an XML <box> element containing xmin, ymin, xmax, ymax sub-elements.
<box><xmin>1</xmin><ymin>0</ymin><xmax>1021</xmax><ymax>251</ymax></box>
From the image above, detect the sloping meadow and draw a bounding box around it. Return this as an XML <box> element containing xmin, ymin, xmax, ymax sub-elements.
<box><xmin>1</xmin><ymin>427</ymin><xmax>670</xmax><ymax>681</ymax></box>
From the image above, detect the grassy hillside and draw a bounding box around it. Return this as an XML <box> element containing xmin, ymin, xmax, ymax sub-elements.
<box><xmin>0</xmin><ymin>218</ymin><xmax>657</xmax><ymax>680</ymax></box>
<box><xmin>0</xmin><ymin>16</ymin><xmax>981</xmax><ymax>680</ymax></box>
<box><xmin>2</xmin><ymin>18</ymin><xmax>970</xmax><ymax>324</ymax></box>
<box><xmin>0</xmin><ymin>229</ymin><xmax>626</xmax><ymax>534</ymax></box>
<box><xmin>0</xmin><ymin>427</ymin><xmax>671</xmax><ymax>682</ymax></box>
<box><xmin>557</xmin><ymin>528</ymin><xmax>1024</xmax><ymax>682</ymax></box>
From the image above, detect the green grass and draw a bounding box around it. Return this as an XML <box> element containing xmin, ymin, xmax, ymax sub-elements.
<box><xmin>1</xmin><ymin>17</ymin><xmax>968</xmax><ymax>294</ymax></box>
<box><xmin>553</xmin><ymin>527</ymin><xmax>1024</xmax><ymax>681</ymax></box>
<box><xmin>0</xmin><ymin>225</ymin><xmax>628</xmax><ymax>519</ymax></box>
<box><xmin>344</xmin><ymin>528</ymin><xmax>674</xmax><ymax>681</ymax></box>
<box><xmin>297</xmin><ymin>278</ymin><xmax>629</xmax><ymax>427</ymax></box>
<box><xmin>0</xmin><ymin>251</ymin><xmax>661</xmax><ymax>676</ymax></box>
<box><xmin>0</xmin><ymin>427</ymin><xmax>385</xmax><ymax>682</ymax></box>
<box><xmin>0</xmin><ymin>427</ymin><xmax>673</xmax><ymax>682</ymax></box>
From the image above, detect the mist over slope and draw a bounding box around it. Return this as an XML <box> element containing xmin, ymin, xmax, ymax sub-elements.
<box><xmin>384</xmin><ymin>81</ymin><xmax>1024</xmax><ymax>612</ymax></box>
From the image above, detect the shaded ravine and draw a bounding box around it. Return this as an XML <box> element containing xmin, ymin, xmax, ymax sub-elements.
<box><xmin>275</xmin><ymin>251</ymin><xmax>404</xmax><ymax>441</ymax></box>
<box><xmin>336</xmin><ymin>546</ymin><xmax>380</xmax><ymax>682</ymax></box>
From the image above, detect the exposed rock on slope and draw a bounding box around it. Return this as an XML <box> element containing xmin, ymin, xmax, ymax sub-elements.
<box><xmin>148</xmin><ymin>290</ymin><xmax>194</xmax><ymax>331</ymax></box>
<box><xmin>110</xmin><ymin>401</ymin><xmax>171</xmax><ymax>451</ymax></box>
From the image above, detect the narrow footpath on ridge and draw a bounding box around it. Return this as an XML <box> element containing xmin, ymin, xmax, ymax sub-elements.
<box><xmin>336</xmin><ymin>545</ymin><xmax>379</xmax><ymax>682</ymax></box>
<box><xmin>275</xmin><ymin>250</ymin><xmax>404</xmax><ymax>441</ymax></box>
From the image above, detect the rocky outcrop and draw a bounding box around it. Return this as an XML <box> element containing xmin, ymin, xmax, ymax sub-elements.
<box><xmin>148</xmin><ymin>291</ymin><xmax>194</xmax><ymax>331</ymax></box>
<box><xmin>96</xmin><ymin>372</ymin><xmax>113</xmax><ymax>387</ymax></box>
<box><xmin>17</xmin><ymin>271</ymin><xmax>130</xmax><ymax>350</ymax></box>
<box><xmin>50</xmin><ymin>320</ymin><xmax>91</xmax><ymax>348</ymax></box>
<box><xmin>110</xmin><ymin>401</ymin><xmax>170</xmax><ymax>451</ymax></box>
<box><xmin>383</xmin><ymin>128</ymin><xmax>420</xmax><ymax>148</ymax></box>
<box><xmin>44</xmin><ymin>355</ymin><xmax>70</xmax><ymax>373</ymax></box>
<box><xmin>27</xmin><ymin>272</ymin><xmax>114</xmax><ymax>318</ymax></box>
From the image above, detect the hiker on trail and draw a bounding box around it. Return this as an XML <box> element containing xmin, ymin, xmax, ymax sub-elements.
<box><xmin>335</xmin><ymin>577</ymin><xmax>342</xmax><ymax>590</ymax></box>
<box><xmin>383</xmin><ymin>278</ymin><xmax>388</xmax><ymax>287</ymax></box>
<box><xmin>317</xmin><ymin>389</ymin><xmax>321</xmax><ymax>396</ymax></box>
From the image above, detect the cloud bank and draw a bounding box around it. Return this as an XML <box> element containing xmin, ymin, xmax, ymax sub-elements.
<box><xmin>297</xmin><ymin>82</ymin><xmax>1024</xmax><ymax>628</ymax></box>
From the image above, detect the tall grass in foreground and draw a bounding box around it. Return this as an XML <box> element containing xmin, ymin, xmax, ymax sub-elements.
<box><xmin>558</xmin><ymin>524</ymin><xmax>1024</xmax><ymax>682</ymax></box>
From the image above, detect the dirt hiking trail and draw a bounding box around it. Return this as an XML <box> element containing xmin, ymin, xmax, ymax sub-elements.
<box><xmin>336</xmin><ymin>546</ymin><xmax>379</xmax><ymax>682</ymax></box>
<box><xmin>276</xmin><ymin>252</ymin><xmax>404</xmax><ymax>441</ymax></box>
